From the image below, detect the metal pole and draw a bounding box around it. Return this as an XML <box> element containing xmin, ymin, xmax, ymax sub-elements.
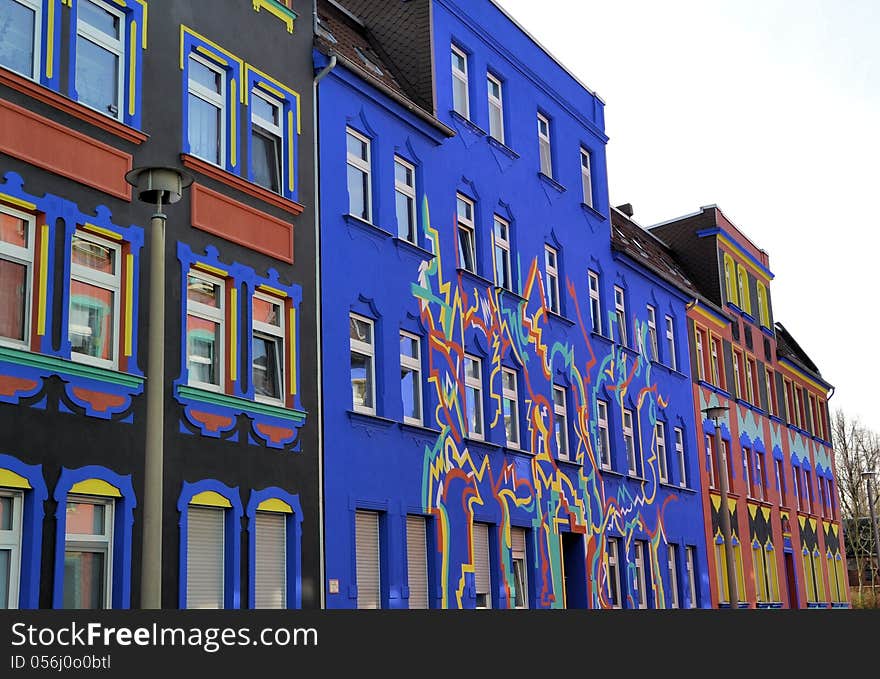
<box><xmin>866</xmin><ymin>473</ymin><xmax>880</xmax><ymax>592</ymax></box>
<box><xmin>715</xmin><ymin>419</ymin><xmax>739</xmax><ymax>607</ymax></box>
<box><xmin>141</xmin><ymin>199</ymin><xmax>165</xmax><ymax>609</ymax></box>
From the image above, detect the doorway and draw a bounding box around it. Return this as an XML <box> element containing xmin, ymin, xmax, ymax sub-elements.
<box><xmin>784</xmin><ymin>552</ymin><xmax>799</xmax><ymax>609</ymax></box>
<box><xmin>561</xmin><ymin>532</ymin><xmax>588</xmax><ymax>609</ymax></box>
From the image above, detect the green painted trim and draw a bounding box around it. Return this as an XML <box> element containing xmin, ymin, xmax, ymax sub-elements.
<box><xmin>265</xmin><ymin>0</ymin><xmax>297</xmax><ymax>20</ymax></box>
<box><xmin>0</xmin><ymin>346</ymin><xmax>143</xmax><ymax>388</ymax></box>
<box><xmin>177</xmin><ymin>385</ymin><xmax>306</xmax><ymax>424</ymax></box>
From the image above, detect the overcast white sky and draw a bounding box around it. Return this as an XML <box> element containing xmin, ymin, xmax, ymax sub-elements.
<box><xmin>496</xmin><ymin>0</ymin><xmax>880</xmax><ymax>435</ymax></box>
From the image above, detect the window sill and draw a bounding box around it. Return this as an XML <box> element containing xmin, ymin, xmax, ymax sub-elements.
<box><xmin>178</xmin><ymin>384</ymin><xmax>306</xmax><ymax>423</ymax></box>
<box><xmin>343</xmin><ymin>213</ymin><xmax>394</xmax><ymax>239</ymax></box>
<box><xmin>537</xmin><ymin>172</ymin><xmax>566</xmax><ymax>194</ymax></box>
<box><xmin>0</xmin><ymin>66</ymin><xmax>148</xmax><ymax>145</ymax></box>
<box><xmin>545</xmin><ymin>309</ymin><xmax>575</xmax><ymax>327</ymax></box>
<box><xmin>760</xmin><ymin>325</ymin><xmax>775</xmax><ymax>338</ymax></box>
<box><xmin>456</xmin><ymin>267</ymin><xmax>495</xmax><ymax>289</ymax></box>
<box><xmin>557</xmin><ymin>456</ymin><xmax>582</xmax><ymax>469</ymax></box>
<box><xmin>742</xmin><ymin>311</ymin><xmax>758</xmax><ymax>325</ymax></box>
<box><xmin>398</xmin><ymin>421</ymin><xmax>442</xmax><ymax>437</ymax></box>
<box><xmin>393</xmin><ymin>236</ymin><xmax>435</xmax><ymax>262</ymax></box>
<box><xmin>463</xmin><ymin>436</ymin><xmax>502</xmax><ymax>451</ymax></box>
<box><xmin>449</xmin><ymin>110</ymin><xmax>487</xmax><ymax>137</ymax></box>
<box><xmin>590</xmin><ymin>331</ymin><xmax>613</xmax><ymax>347</ymax></box>
<box><xmin>181</xmin><ymin>154</ymin><xmax>304</xmax><ymax>216</ymax></box>
<box><xmin>659</xmin><ymin>481</ymin><xmax>696</xmax><ymax>494</ymax></box>
<box><xmin>745</xmin><ymin>496</ymin><xmax>775</xmax><ymax>509</ymax></box>
<box><xmin>697</xmin><ymin>380</ymin><xmax>732</xmax><ymax>400</ymax></box>
<box><xmin>649</xmin><ymin>360</ymin><xmax>684</xmax><ymax>377</ymax></box>
<box><xmin>598</xmin><ymin>467</ymin><xmax>625</xmax><ymax>478</ymax></box>
<box><xmin>580</xmin><ymin>202</ymin><xmax>607</xmax><ymax>221</ymax></box>
<box><xmin>493</xmin><ymin>285</ymin><xmax>527</xmax><ymax>304</ymax></box>
<box><xmin>347</xmin><ymin>410</ymin><xmax>397</xmax><ymax>428</ymax></box>
<box><xmin>487</xmin><ymin>136</ymin><xmax>519</xmax><ymax>159</ymax></box>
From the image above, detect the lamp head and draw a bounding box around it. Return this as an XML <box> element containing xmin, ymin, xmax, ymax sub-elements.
<box><xmin>702</xmin><ymin>405</ymin><xmax>730</xmax><ymax>423</ymax></box>
<box><xmin>125</xmin><ymin>167</ymin><xmax>193</xmax><ymax>210</ymax></box>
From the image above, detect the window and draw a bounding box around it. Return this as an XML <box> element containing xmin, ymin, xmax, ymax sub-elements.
<box><xmin>597</xmin><ymin>400</ymin><xmax>611</xmax><ymax>470</ymax></box>
<box><xmin>793</xmin><ymin>466</ymin><xmax>801</xmax><ymax>511</ymax></box>
<box><xmin>804</xmin><ymin>470</ymin><xmax>814</xmax><ymax>514</ymax></box>
<box><xmin>0</xmin><ymin>490</ymin><xmax>22</xmax><ymax>609</ymax></box>
<box><xmin>755</xmin><ymin>451</ymin><xmax>766</xmax><ymax>501</ymax></box>
<box><xmin>406</xmin><ymin>516</ymin><xmax>429</xmax><ymax>610</ymax></box>
<box><xmin>794</xmin><ymin>386</ymin><xmax>805</xmax><ymax>429</ymax></box>
<box><xmin>694</xmin><ymin>330</ymin><xmax>706</xmax><ymax>381</ymax></box>
<box><xmin>511</xmin><ymin>527</ymin><xmax>528</xmax><ymax>609</ymax></box>
<box><xmin>605</xmin><ymin>537</ymin><xmax>621</xmax><ymax>608</ymax></box>
<box><xmin>745</xmin><ymin>358</ymin><xmax>757</xmax><ymax>404</ymax></box>
<box><xmin>783</xmin><ymin>378</ymin><xmax>795</xmax><ymax>424</ymax></box>
<box><xmin>723</xmin><ymin>253</ymin><xmax>737</xmax><ymax>306</ymax></box>
<box><xmin>753</xmin><ymin>545</ymin><xmax>769</xmax><ymax>603</ymax></box>
<box><xmin>664</xmin><ymin>316</ymin><xmax>676</xmax><ymax>370</ymax></box>
<box><xmin>723</xmin><ymin>440</ymin><xmax>734</xmax><ymax>493</ymax></box>
<box><xmin>394</xmin><ymin>156</ymin><xmax>417</xmax><ymax>243</ymax></box>
<box><xmin>633</xmin><ymin>540</ymin><xmax>648</xmax><ymax>609</ymax></box>
<box><xmin>757</xmin><ymin>281</ymin><xmax>770</xmax><ymax>327</ymax></box>
<box><xmin>685</xmin><ymin>546</ymin><xmax>698</xmax><ymax>608</ymax></box>
<box><xmin>251</xmin><ymin>89</ymin><xmax>284</xmax><ymax>193</ymax></box>
<box><xmin>186</xmin><ymin>271</ymin><xmax>225</xmax><ymax>391</ymax></box>
<box><xmin>667</xmin><ymin>544</ymin><xmax>680</xmax><ymax>609</ymax></box>
<box><xmin>254</xmin><ymin>509</ymin><xmax>286</xmax><ymax>609</ymax></box>
<box><xmin>623</xmin><ymin>408</ymin><xmax>637</xmax><ymax>476</ymax></box>
<box><xmin>716</xmin><ymin>542</ymin><xmax>746</xmax><ymax>606</ymax></box>
<box><xmin>473</xmin><ymin>522</ymin><xmax>491</xmax><ymax>608</ymax></box>
<box><xmin>613</xmin><ymin>286</ymin><xmax>627</xmax><ymax>346</ymax></box>
<box><xmin>252</xmin><ymin>293</ymin><xmax>285</xmax><ymax>404</ymax></box>
<box><xmin>705</xmin><ymin>435</ymin><xmax>719</xmax><ymax>490</ymax></box>
<box><xmin>588</xmin><ymin>271</ymin><xmax>602</xmax><ymax>335</ymax></box>
<box><xmin>710</xmin><ymin>337</ymin><xmax>722</xmax><ymax>388</ymax></box>
<box><xmin>544</xmin><ymin>246</ymin><xmax>560</xmax><ymax>314</ymax></box>
<box><xmin>0</xmin><ymin>0</ymin><xmax>41</xmax><ymax>79</ymax></box>
<box><xmin>186</xmin><ymin>505</ymin><xmax>225</xmax><ymax>609</ymax></box>
<box><xmin>765</xmin><ymin>368</ymin><xmax>778</xmax><ymax>417</ymax></box>
<box><xmin>580</xmin><ymin>148</ymin><xmax>593</xmax><ymax>207</ymax></box>
<box><xmin>553</xmin><ymin>386</ymin><xmax>568</xmax><ymax>460</ymax></box>
<box><xmin>0</xmin><ymin>206</ymin><xmax>34</xmax><ymax>348</ymax></box>
<box><xmin>75</xmin><ymin>0</ymin><xmax>126</xmax><ymax>119</ymax></box>
<box><xmin>188</xmin><ymin>53</ymin><xmax>226</xmax><ymax>166</ymax></box>
<box><xmin>346</xmin><ymin>128</ymin><xmax>372</xmax><ymax>222</ymax></box>
<box><xmin>487</xmin><ymin>74</ymin><xmax>504</xmax><ymax>142</ymax></box>
<box><xmin>400</xmin><ymin>332</ymin><xmax>422</xmax><ymax>425</ymax></box>
<box><xmin>817</xmin><ymin>400</ymin><xmax>828</xmax><ymax>440</ymax></box>
<box><xmin>656</xmin><ymin>421</ymin><xmax>668</xmax><ymax>483</ymax></box>
<box><xmin>776</xmin><ymin>459</ymin><xmax>787</xmax><ymax>506</ymax></box>
<box><xmin>537</xmin><ymin>113</ymin><xmax>552</xmax><ymax>176</ymax></box>
<box><xmin>355</xmin><ymin>510</ymin><xmax>381</xmax><ymax>609</ymax></box>
<box><xmin>732</xmin><ymin>351</ymin><xmax>743</xmax><ymax>399</ymax></box>
<box><xmin>674</xmin><ymin>427</ymin><xmax>686</xmax><ymax>488</ymax></box>
<box><xmin>456</xmin><ymin>195</ymin><xmax>476</xmax><ymax>274</ymax></box>
<box><xmin>464</xmin><ymin>355</ymin><xmax>483</xmax><ymax>440</ymax></box>
<box><xmin>808</xmin><ymin>394</ymin><xmax>818</xmax><ymax>436</ymax></box>
<box><xmin>451</xmin><ymin>44</ymin><xmax>469</xmax><ymax>118</ymax></box>
<box><xmin>502</xmin><ymin>368</ymin><xmax>519</xmax><ymax>448</ymax></box>
<box><xmin>646</xmin><ymin>305</ymin><xmax>658</xmax><ymax>361</ymax></box>
<box><xmin>493</xmin><ymin>216</ymin><xmax>512</xmax><ymax>290</ymax></box>
<box><xmin>736</xmin><ymin>264</ymin><xmax>751</xmax><ymax>315</ymax></box>
<box><xmin>742</xmin><ymin>447</ymin><xmax>753</xmax><ymax>498</ymax></box>
<box><xmin>350</xmin><ymin>314</ymin><xmax>375</xmax><ymax>415</ymax></box>
<box><xmin>63</xmin><ymin>497</ymin><xmax>113</xmax><ymax>609</ymax></box>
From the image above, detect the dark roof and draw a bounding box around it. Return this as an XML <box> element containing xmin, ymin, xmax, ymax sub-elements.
<box><xmin>775</xmin><ymin>321</ymin><xmax>826</xmax><ymax>382</ymax></box>
<box><xmin>610</xmin><ymin>207</ymin><xmax>701</xmax><ymax>298</ymax></box>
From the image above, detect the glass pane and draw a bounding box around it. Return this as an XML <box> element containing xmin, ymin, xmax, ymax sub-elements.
<box><xmin>350</xmin><ymin>352</ymin><xmax>373</xmax><ymax>409</ymax></box>
<box><xmin>456</xmin><ymin>197</ymin><xmax>472</xmax><ymax>222</ymax></box>
<box><xmin>494</xmin><ymin>243</ymin><xmax>510</xmax><ymax>289</ymax></box>
<box><xmin>490</xmin><ymin>105</ymin><xmax>503</xmax><ymax>141</ymax></box>
<box><xmin>466</xmin><ymin>386</ymin><xmax>482</xmax><ymax>436</ymax></box>
<box><xmin>349</xmin><ymin>317</ymin><xmax>371</xmax><ymax>344</ymax></box>
<box><xmin>396</xmin><ymin>190</ymin><xmax>415</xmax><ymax>241</ymax></box>
<box><xmin>252</xmin><ymin>95</ymin><xmax>278</xmax><ymax>126</ymax></box>
<box><xmin>79</xmin><ymin>0</ymin><xmax>119</xmax><ymax>39</ymax></box>
<box><xmin>0</xmin><ymin>549</ymin><xmax>9</xmax><ymax>609</ymax></box>
<box><xmin>346</xmin><ymin>133</ymin><xmax>367</xmax><ymax>161</ymax></box>
<box><xmin>451</xmin><ymin>49</ymin><xmax>465</xmax><ymax>72</ymax></box>
<box><xmin>66</xmin><ymin>501</ymin><xmax>105</xmax><ymax>535</ymax></box>
<box><xmin>63</xmin><ymin>551</ymin><xmax>105</xmax><ymax>609</ymax></box>
<box><xmin>187</xmin><ymin>275</ymin><xmax>221</xmax><ymax>308</ymax></box>
<box><xmin>75</xmin><ymin>36</ymin><xmax>119</xmax><ymax>115</ymax></box>
<box><xmin>503</xmin><ymin>371</ymin><xmax>515</xmax><ymax>393</ymax></box>
<box><xmin>0</xmin><ymin>212</ymin><xmax>27</xmax><ymax>248</ymax></box>
<box><xmin>72</xmin><ymin>236</ymin><xmax>115</xmax><ymax>274</ymax></box>
<box><xmin>399</xmin><ymin>335</ymin><xmax>417</xmax><ymax>359</ymax></box>
<box><xmin>554</xmin><ymin>388</ymin><xmax>565</xmax><ymax>409</ymax></box>
<box><xmin>188</xmin><ymin>93</ymin><xmax>221</xmax><ymax>165</ymax></box>
<box><xmin>0</xmin><ymin>496</ymin><xmax>12</xmax><ymax>530</ymax></box>
<box><xmin>0</xmin><ymin>0</ymin><xmax>36</xmax><ymax>78</ymax></box>
<box><xmin>458</xmin><ymin>227</ymin><xmax>475</xmax><ymax>272</ymax></box>
<box><xmin>504</xmin><ymin>396</ymin><xmax>517</xmax><ymax>442</ymax></box>
<box><xmin>190</xmin><ymin>58</ymin><xmax>221</xmax><ymax>93</ymax></box>
<box><xmin>187</xmin><ymin>315</ymin><xmax>221</xmax><ymax>386</ymax></box>
<box><xmin>394</xmin><ymin>161</ymin><xmax>413</xmax><ymax>187</ymax></box>
<box><xmin>512</xmin><ymin>559</ymin><xmax>525</xmax><ymax>608</ymax></box>
<box><xmin>401</xmin><ymin>367</ymin><xmax>420</xmax><ymax>421</ymax></box>
<box><xmin>540</xmin><ymin>140</ymin><xmax>552</xmax><ymax>175</ymax></box>
<box><xmin>465</xmin><ymin>358</ymin><xmax>479</xmax><ymax>380</ymax></box>
<box><xmin>453</xmin><ymin>78</ymin><xmax>468</xmax><ymax>116</ymax></box>
<box><xmin>252</xmin><ymin>334</ymin><xmax>281</xmax><ymax>400</ymax></box>
<box><xmin>347</xmin><ymin>165</ymin><xmax>368</xmax><ymax>220</ymax></box>
<box><xmin>0</xmin><ymin>258</ymin><xmax>27</xmax><ymax>342</ymax></box>
<box><xmin>252</xmin><ymin>129</ymin><xmax>281</xmax><ymax>193</ymax></box>
<box><xmin>488</xmin><ymin>77</ymin><xmax>500</xmax><ymax>99</ymax></box>
<box><xmin>69</xmin><ymin>280</ymin><xmax>115</xmax><ymax>361</ymax></box>
<box><xmin>253</xmin><ymin>296</ymin><xmax>282</xmax><ymax>327</ymax></box>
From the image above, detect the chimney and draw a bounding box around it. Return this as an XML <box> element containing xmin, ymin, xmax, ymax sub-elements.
<box><xmin>616</xmin><ymin>203</ymin><xmax>634</xmax><ymax>218</ymax></box>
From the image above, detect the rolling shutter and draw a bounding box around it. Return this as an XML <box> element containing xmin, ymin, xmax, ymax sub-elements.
<box><xmin>355</xmin><ymin>511</ymin><xmax>380</xmax><ymax>609</ymax></box>
<box><xmin>473</xmin><ymin>522</ymin><xmax>491</xmax><ymax>606</ymax></box>
<box><xmin>255</xmin><ymin>511</ymin><xmax>286</xmax><ymax>609</ymax></box>
<box><xmin>406</xmin><ymin>515</ymin><xmax>428</xmax><ymax>609</ymax></box>
<box><xmin>511</xmin><ymin>527</ymin><xmax>526</xmax><ymax>559</ymax></box>
<box><xmin>187</xmin><ymin>506</ymin><xmax>224</xmax><ymax>609</ymax></box>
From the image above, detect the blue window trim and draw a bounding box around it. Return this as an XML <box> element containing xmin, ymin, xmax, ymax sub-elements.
<box><xmin>177</xmin><ymin>479</ymin><xmax>243</xmax><ymax>609</ymax></box>
<box><xmin>0</xmin><ymin>454</ymin><xmax>47</xmax><ymax>609</ymax></box>
<box><xmin>67</xmin><ymin>0</ymin><xmax>146</xmax><ymax>129</ymax></box>
<box><xmin>245</xmin><ymin>487</ymin><xmax>303</xmax><ymax>609</ymax></box>
<box><xmin>51</xmin><ymin>465</ymin><xmax>136</xmax><ymax>609</ymax></box>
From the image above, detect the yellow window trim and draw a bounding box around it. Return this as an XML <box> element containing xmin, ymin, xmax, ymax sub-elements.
<box><xmin>257</xmin><ymin>498</ymin><xmax>293</xmax><ymax>514</ymax></box>
<box><xmin>70</xmin><ymin>478</ymin><xmax>122</xmax><ymax>498</ymax></box>
<box><xmin>0</xmin><ymin>468</ymin><xmax>31</xmax><ymax>490</ymax></box>
<box><xmin>190</xmin><ymin>490</ymin><xmax>232</xmax><ymax>508</ymax></box>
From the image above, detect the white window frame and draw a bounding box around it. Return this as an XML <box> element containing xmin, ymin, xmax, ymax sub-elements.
<box><xmin>346</xmin><ymin>127</ymin><xmax>372</xmax><ymax>222</ymax></box>
<box><xmin>743</xmin><ymin>447</ymin><xmax>753</xmax><ymax>498</ymax></box>
<box><xmin>537</xmin><ymin>113</ymin><xmax>552</xmax><ymax>176</ymax></box>
<box><xmin>69</xmin><ymin>231</ymin><xmax>121</xmax><ymax>370</ymax></box>
<box><xmin>664</xmin><ymin>315</ymin><xmax>676</xmax><ymax>370</ymax></box>
<box><xmin>755</xmin><ymin>451</ymin><xmax>765</xmax><ymax>502</ymax></box>
<box><xmin>667</xmin><ymin>543</ymin><xmax>680</xmax><ymax>609</ymax></box>
<box><xmin>588</xmin><ymin>271</ymin><xmax>602</xmax><ymax>335</ymax></box>
<box><xmin>464</xmin><ymin>354</ymin><xmax>483</xmax><ymax>440</ymax></box>
<box><xmin>510</xmin><ymin>526</ymin><xmax>528</xmax><ymax>610</ymax></box>
<box><xmin>501</xmin><ymin>368</ymin><xmax>519</xmax><ymax>448</ymax></box>
<box><xmin>64</xmin><ymin>495</ymin><xmax>114</xmax><ymax>610</ymax></box>
<box><xmin>623</xmin><ymin>408</ymin><xmax>637</xmax><ymax>476</ymax></box>
<box><xmin>487</xmin><ymin>73</ymin><xmax>504</xmax><ymax>142</ymax></box>
<box><xmin>613</xmin><ymin>286</ymin><xmax>627</xmax><ymax>346</ymax></box>
<box><xmin>732</xmin><ymin>351</ymin><xmax>743</xmax><ymax>399</ymax></box>
<box><xmin>0</xmin><ymin>205</ymin><xmax>35</xmax><ymax>350</ymax></box>
<box><xmin>793</xmin><ymin>466</ymin><xmax>801</xmax><ymax>511</ymax></box>
<box><xmin>186</xmin><ymin>270</ymin><xmax>226</xmax><ymax>393</ymax></box>
<box><xmin>0</xmin><ymin>490</ymin><xmax>23</xmax><ymax>609</ymax></box>
<box><xmin>76</xmin><ymin>0</ymin><xmax>126</xmax><ymax>120</ymax></box>
<box><xmin>544</xmin><ymin>245</ymin><xmax>560</xmax><ymax>314</ymax></box>
<box><xmin>394</xmin><ymin>156</ymin><xmax>417</xmax><ymax>243</ymax></box>
<box><xmin>634</xmin><ymin>540</ymin><xmax>648</xmax><ymax>609</ymax></box>
<box><xmin>605</xmin><ymin>537</ymin><xmax>621</xmax><ymax>609</ymax></box>
<box><xmin>252</xmin><ymin>291</ymin><xmax>285</xmax><ymax>406</ymax></box>
<box><xmin>3</xmin><ymin>0</ymin><xmax>42</xmax><ymax>80</ymax></box>
<box><xmin>493</xmin><ymin>215</ymin><xmax>512</xmax><ymax>290</ymax></box>
<box><xmin>710</xmin><ymin>337</ymin><xmax>721</xmax><ymax>387</ymax></box>
<box><xmin>580</xmin><ymin>147</ymin><xmax>593</xmax><ymax>207</ymax></box>
<box><xmin>456</xmin><ymin>194</ymin><xmax>477</xmax><ymax>274</ymax></box>
<box><xmin>685</xmin><ymin>546</ymin><xmax>697</xmax><ymax>608</ymax></box>
<box><xmin>765</xmin><ymin>368</ymin><xmax>777</xmax><ymax>417</ymax></box>
<box><xmin>694</xmin><ymin>330</ymin><xmax>705</xmax><ymax>381</ymax></box>
<box><xmin>553</xmin><ymin>385</ymin><xmax>568</xmax><ymax>461</ymax></box>
<box><xmin>745</xmin><ymin>357</ymin><xmax>756</xmax><ymax>404</ymax></box>
<box><xmin>451</xmin><ymin>44</ymin><xmax>469</xmax><ymax>118</ymax></box>
<box><xmin>350</xmin><ymin>313</ymin><xmax>376</xmax><ymax>416</ymax></box>
<box><xmin>251</xmin><ymin>88</ymin><xmax>285</xmax><ymax>194</ymax></box>
<box><xmin>646</xmin><ymin>305</ymin><xmax>658</xmax><ymax>361</ymax></box>
<box><xmin>188</xmin><ymin>52</ymin><xmax>227</xmax><ymax>167</ymax></box>
<box><xmin>400</xmin><ymin>331</ymin><xmax>422</xmax><ymax>426</ymax></box>
<box><xmin>775</xmin><ymin>458</ymin><xmax>786</xmax><ymax>507</ymax></box>
<box><xmin>706</xmin><ymin>435</ymin><xmax>716</xmax><ymax>490</ymax></box>
<box><xmin>656</xmin><ymin>421</ymin><xmax>668</xmax><ymax>483</ymax></box>
<box><xmin>674</xmin><ymin>427</ymin><xmax>686</xmax><ymax>488</ymax></box>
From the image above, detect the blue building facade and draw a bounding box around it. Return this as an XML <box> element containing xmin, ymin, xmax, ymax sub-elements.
<box><xmin>317</xmin><ymin>0</ymin><xmax>710</xmax><ymax>609</ymax></box>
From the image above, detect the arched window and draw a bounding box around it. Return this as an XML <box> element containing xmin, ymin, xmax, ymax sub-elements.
<box><xmin>246</xmin><ymin>488</ymin><xmax>303</xmax><ymax>609</ymax></box>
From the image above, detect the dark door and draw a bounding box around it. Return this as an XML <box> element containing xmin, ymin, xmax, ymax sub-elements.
<box><xmin>784</xmin><ymin>552</ymin><xmax>799</xmax><ymax>609</ymax></box>
<box><xmin>561</xmin><ymin>532</ymin><xmax>588</xmax><ymax>609</ymax></box>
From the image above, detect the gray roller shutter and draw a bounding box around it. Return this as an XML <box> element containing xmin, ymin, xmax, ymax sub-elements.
<box><xmin>255</xmin><ymin>511</ymin><xmax>286</xmax><ymax>609</ymax></box>
<box><xmin>473</xmin><ymin>522</ymin><xmax>491</xmax><ymax>607</ymax></box>
<box><xmin>355</xmin><ymin>511</ymin><xmax>380</xmax><ymax>609</ymax></box>
<box><xmin>511</xmin><ymin>527</ymin><xmax>526</xmax><ymax>558</ymax></box>
<box><xmin>187</xmin><ymin>506</ymin><xmax>224</xmax><ymax>609</ymax></box>
<box><xmin>406</xmin><ymin>515</ymin><xmax>428</xmax><ymax>609</ymax></box>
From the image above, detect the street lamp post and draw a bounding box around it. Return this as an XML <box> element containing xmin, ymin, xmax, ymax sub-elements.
<box><xmin>703</xmin><ymin>405</ymin><xmax>738</xmax><ymax>608</ymax></box>
<box><xmin>125</xmin><ymin>167</ymin><xmax>192</xmax><ymax>609</ymax></box>
<box><xmin>862</xmin><ymin>470</ymin><xmax>880</xmax><ymax>591</ymax></box>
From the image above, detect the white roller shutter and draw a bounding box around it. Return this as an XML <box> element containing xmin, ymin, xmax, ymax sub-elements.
<box><xmin>255</xmin><ymin>511</ymin><xmax>286</xmax><ymax>609</ymax></box>
<box><xmin>511</xmin><ymin>527</ymin><xmax>526</xmax><ymax>559</ymax></box>
<box><xmin>355</xmin><ymin>511</ymin><xmax>380</xmax><ymax>609</ymax></box>
<box><xmin>473</xmin><ymin>522</ymin><xmax>491</xmax><ymax>607</ymax></box>
<box><xmin>406</xmin><ymin>515</ymin><xmax>428</xmax><ymax>609</ymax></box>
<box><xmin>187</xmin><ymin>506</ymin><xmax>224</xmax><ymax>609</ymax></box>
